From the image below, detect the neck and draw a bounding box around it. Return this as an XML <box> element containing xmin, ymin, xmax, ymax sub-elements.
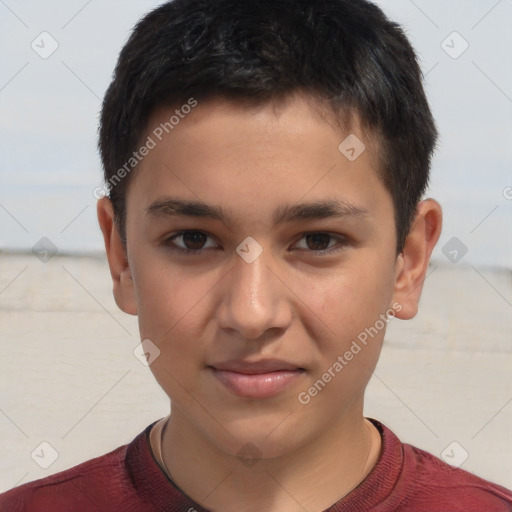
<box><xmin>155</xmin><ymin>406</ymin><xmax>381</xmax><ymax>512</ymax></box>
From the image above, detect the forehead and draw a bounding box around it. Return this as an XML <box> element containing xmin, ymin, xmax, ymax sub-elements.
<box><xmin>127</xmin><ymin>94</ymin><xmax>391</xmax><ymax>228</ymax></box>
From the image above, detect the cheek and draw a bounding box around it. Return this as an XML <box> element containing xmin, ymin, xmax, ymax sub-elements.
<box><xmin>132</xmin><ymin>255</ymin><xmax>201</xmax><ymax>335</ymax></box>
<box><xmin>306</xmin><ymin>252</ymin><xmax>396</xmax><ymax>345</ymax></box>
<box><xmin>296</xmin><ymin>258</ymin><xmax>393</xmax><ymax>415</ymax></box>
<box><xmin>132</xmin><ymin>265</ymin><xmax>209</xmax><ymax>397</ymax></box>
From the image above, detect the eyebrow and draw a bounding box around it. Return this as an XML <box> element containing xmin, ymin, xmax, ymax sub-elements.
<box><xmin>146</xmin><ymin>197</ymin><xmax>369</xmax><ymax>227</ymax></box>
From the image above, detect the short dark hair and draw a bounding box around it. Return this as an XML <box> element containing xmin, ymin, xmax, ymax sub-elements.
<box><xmin>99</xmin><ymin>0</ymin><xmax>437</xmax><ymax>252</ymax></box>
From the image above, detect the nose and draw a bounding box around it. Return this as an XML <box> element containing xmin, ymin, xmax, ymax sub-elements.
<box><xmin>216</xmin><ymin>248</ymin><xmax>292</xmax><ymax>340</ymax></box>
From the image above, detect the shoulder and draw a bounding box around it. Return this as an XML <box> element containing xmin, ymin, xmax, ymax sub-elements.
<box><xmin>360</xmin><ymin>421</ymin><xmax>512</xmax><ymax>512</ymax></box>
<box><xmin>400</xmin><ymin>441</ymin><xmax>512</xmax><ymax>511</ymax></box>
<box><xmin>0</xmin><ymin>439</ymin><xmax>136</xmax><ymax>512</ymax></box>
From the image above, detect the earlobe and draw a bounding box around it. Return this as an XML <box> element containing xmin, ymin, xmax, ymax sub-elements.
<box><xmin>97</xmin><ymin>197</ymin><xmax>138</xmax><ymax>316</ymax></box>
<box><xmin>392</xmin><ymin>199</ymin><xmax>442</xmax><ymax>320</ymax></box>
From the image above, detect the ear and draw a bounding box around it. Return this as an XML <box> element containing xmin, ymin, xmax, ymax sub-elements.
<box><xmin>97</xmin><ymin>197</ymin><xmax>137</xmax><ymax>315</ymax></box>
<box><xmin>392</xmin><ymin>199</ymin><xmax>442</xmax><ymax>320</ymax></box>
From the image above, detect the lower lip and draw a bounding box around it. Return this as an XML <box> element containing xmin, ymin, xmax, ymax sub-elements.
<box><xmin>210</xmin><ymin>368</ymin><xmax>304</xmax><ymax>398</ymax></box>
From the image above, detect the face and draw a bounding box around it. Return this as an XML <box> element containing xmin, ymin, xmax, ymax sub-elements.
<box><xmin>103</xmin><ymin>94</ymin><xmax>419</xmax><ymax>458</ymax></box>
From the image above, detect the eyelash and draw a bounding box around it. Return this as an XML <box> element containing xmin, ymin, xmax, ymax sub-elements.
<box><xmin>163</xmin><ymin>231</ymin><xmax>348</xmax><ymax>256</ymax></box>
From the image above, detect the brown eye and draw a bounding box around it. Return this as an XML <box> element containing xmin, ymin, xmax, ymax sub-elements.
<box><xmin>181</xmin><ymin>231</ymin><xmax>208</xmax><ymax>250</ymax></box>
<box><xmin>305</xmin><ymin>233</ymin><xmax>332</xmax><ymax>251</ymax></box>
<box><xmin>292</xmin><ymin>232</ymin><xmax>347</xmax><ymax>255</ymax></box>
<box><xmin>165</xmin><ymin>231</ymin><xmax>218</xmax><ymax>253</ymax></box>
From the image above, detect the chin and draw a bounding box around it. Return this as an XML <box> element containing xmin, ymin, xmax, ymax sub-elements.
<box><xmin>204</xmin><ymin>415</ymin><xmax>311</xmax><ymax>461</ymax></box>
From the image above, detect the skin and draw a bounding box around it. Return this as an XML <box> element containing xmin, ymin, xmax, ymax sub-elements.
<box><xmin>98</xmin><ymin>93</ymin><xmax>442</xmax><ymax>512</ymax></box>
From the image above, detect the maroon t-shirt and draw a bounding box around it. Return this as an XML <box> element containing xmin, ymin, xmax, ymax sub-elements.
<box><xmin>1</xmin><ymin>419</ymin><xmax>511</xmax><ymax>511</ymax></box>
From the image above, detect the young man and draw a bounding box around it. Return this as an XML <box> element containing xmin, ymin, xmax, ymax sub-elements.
<box><xmin>1</xmin><ymin>0</ymin><xmax>511</xmax><ymax>510</ymax></box>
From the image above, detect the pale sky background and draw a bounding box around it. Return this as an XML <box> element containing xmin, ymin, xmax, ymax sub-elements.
<box><xmin>0</xmin><ymin>0</ymin><xmax>511</xmax><ymax>268</ymax></box>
